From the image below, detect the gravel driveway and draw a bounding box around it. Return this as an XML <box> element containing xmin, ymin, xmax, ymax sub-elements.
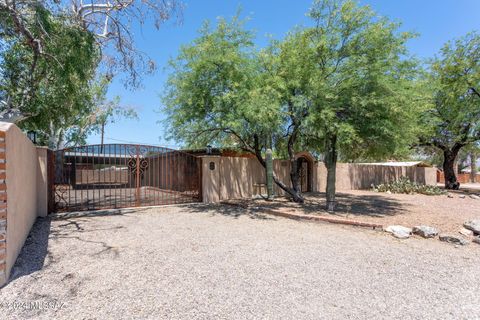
<box><xmin>1</xmin><ymin>204</ymin><xmax>479</xmax><ymax>319</ymax></box>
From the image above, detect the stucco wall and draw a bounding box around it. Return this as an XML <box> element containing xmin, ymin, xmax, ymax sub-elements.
<box><xmin>0</xmin><ymin>130</ymin><xmax>6</xmax><ymax>286</ymax></box>
<box><xmin>316</xmin><ymin>162</ymin><xmax>438</xmax><ymax>191</ymax></box>
<box><xmin>201</xmin><ymin>156</ymin><xmax>221</xmax><ymax>203</ymax></box>
<box><xmin>36</xmin><ymin>147</ymin><xmax>49</xmax><ymax>218</ymax></box>
<box><xmin>1</xmin><ymin>122</ymin><xmax>38</xmax><ymax>285</ymax></box>
<box><xmin>203</xmin><ymin>156</ymin><xmax>438</xmax><ymax>203</ymax></box>
<box><xmin>0</xmin><ymin>122</ymin><xmax>48</xmax><ymax>287</ymax></box>
<box><xmin>202</xmin><ymin>156</ymin><xmax>291</xmax><ymax>203</ymax></box>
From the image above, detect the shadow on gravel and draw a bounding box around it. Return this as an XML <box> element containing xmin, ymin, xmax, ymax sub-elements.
<box><xmin>229</xmin><ymin>192</ymin><xmax>408</xmax><ymax>218</ymax></box>
<box><xmin>8</xmin><ymin>217</ymin><xmax>52</xmax><ymax>283</ymax></box>
<box><xmin>183</xmin><ymin>203</ymin><xmax>275</xmax><ymax>220</ymax></box>
<box><xmin>326</xmin><ymin>193</ymin><xmax>408</xmax><ymax>217</ymax></box>
<box><xmin>6</xmin><ymin>207</ymin><xmax>150</xmax><ymax>285</ymax></box>
<box><xmin>50</xmin><ymin>207</ymin><xmax>148</xmax><ymax>221</ymax></box>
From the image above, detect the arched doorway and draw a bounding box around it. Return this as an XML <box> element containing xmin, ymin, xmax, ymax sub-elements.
<box><xmin>295</xmin><ymin>152</ymin><xmax>315</xmax><ymax>193</ymax></box>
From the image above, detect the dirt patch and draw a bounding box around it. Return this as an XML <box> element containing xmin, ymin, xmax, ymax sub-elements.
<box><xmin>227</xmin><ymin>190</ymin><xmax>480</xmax><ymax>234</ymax></box>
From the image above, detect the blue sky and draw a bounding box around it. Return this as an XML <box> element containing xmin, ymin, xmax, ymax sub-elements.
<box><xmin>87</xmin><ymin>0</ymin><xmax>480</xmax><ymax>148</ymax></box>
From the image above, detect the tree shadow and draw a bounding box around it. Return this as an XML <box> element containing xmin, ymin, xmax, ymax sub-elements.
<box><xmin>232</xmin><ymin>192</ymin><xmax>409</xmax><ymax>218</ymax></box>
<box><xmin>51</xmin><ymin>207</ymin><xmax>149</xmax><ymax>220</ymax></box>
<box><xmin>7</xmin><ymin>217</ymin><xmax>52</xmax><ymax>283</ymax></box>
<box><xmin>6</xmin><ymin>206</ymin><xmax>152</xmax><ymax>286</ymax></box>
<box><xmin>325</xmin><ymin>192</ymin><xmax>408</xmax><ymax>217</ymax></box>
<box><xmin>183</xmin><ymin>203</ymin><xmax>275</xmax><ymax>220</ymax></box>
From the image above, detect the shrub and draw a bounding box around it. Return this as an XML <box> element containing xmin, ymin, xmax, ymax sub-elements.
<box><xmin>372</xmin><ymin>177</ymin><xmax>446</xmax><ymax>195</ymax></box>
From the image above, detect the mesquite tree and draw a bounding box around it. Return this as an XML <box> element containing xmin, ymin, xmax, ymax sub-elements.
<box><xmin>0</xmin><ymin>1</ymin><xmax>99</xmax><ymax>123</ymax></box>
<box><xmin>418</xmin><ymin>32</ymin><xmax>480</xmax><ymax>189</ymax></box>
<box><xmin>305</xmin><ymin>0</ymin><xmax>418</xmax><ymax>211</ymax></box>
<box><xmin>162</xmin><ymin>16</ymin><xmax>306</xmax><ymax>202</ymax></box>
<box><xmin>70</xmin><ymin>0</ymin><xmax>183</xmax><ymax>87</ymax></box>
<box><xmin>261</xmin><ymin>31</ymin><xmax>316</xmax><ymax>202</ymax></box>
<box><xmin>1</xmin><ymin>0</ymin><xmax>180</xmax><ymax>146</ymax></box>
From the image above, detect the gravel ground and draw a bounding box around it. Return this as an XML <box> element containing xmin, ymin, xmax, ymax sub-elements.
<box><xmin>245</xmin><ymin>190</ymin><xmax>480</xmax><ymax>234</ymax></box>
<box><xmin>1</xmin><ymin>204</ymin><xmax>479</xmax><ymax>319</ymax></box>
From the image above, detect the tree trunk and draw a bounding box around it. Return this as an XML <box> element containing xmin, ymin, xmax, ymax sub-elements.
<box><xmin>443</xmin><ymin>149</ymin><xmax>460</xmax><ymax>190</ymax></box>
<box><xmin>325</xmin><ymin>133</ymin><xmax>337</xmax><ymax>212</ymax></box>
<box><xmin>251</xmin><ymin>141</ymin><xmax>304</xmax><ymax>203</ymax></box>
<box><xmin>287</xmin><ymin>131</ymin><xmax>304</xmax><ymax>203</ymax></box>
<box><xmin>290</xmin><ymin>158</ymin><xmax>301</xmax><ymax>193</ymax></box>
<box><xmin>471</xmin><ymin>151</ymin><xmax>477</xmax><ymax>183</ymax></box>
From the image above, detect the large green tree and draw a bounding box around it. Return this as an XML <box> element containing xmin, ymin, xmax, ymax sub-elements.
<box><xmin>304</xmin><ymin>0</ymin><xmax>418</xmax><ymax>211</ymax></box>
<box><xmin>418</xmin><ymin>32</ymin><xmax>480</xmax><ymax>189</ymax></box>
<box><xmin>261</xmin><ymin>31</ymin><xmax>317</xmax><ymax>202</ymax></box>
<box><xmin>164</xmin><ymin>3</ymin><xmax>419</xmax><ymax>206</ymax></box>
<box><xmin>0</xmin><ymin>2</ymin><xmax>99</xmax><ymax>123</ymax></box>
<box><xmin>163</xmin><ymin>17</ymin><xmax>308</xmax><ymax>201</ymax></box>
<box><xmin>1</xmin><ymin>0</ymin><xmax>180</xmax><ymax>146</ymax></box>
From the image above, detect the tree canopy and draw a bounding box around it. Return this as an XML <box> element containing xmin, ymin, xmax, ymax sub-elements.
<box><xmin>301</xmin><ymin>0</ymin><xmax>418</xmax><ymax>209</ymax></box>
<box><xmin>163</xmin><ymin>0</ymin><xmax>420</xmax><ymax>207</ymax></box>
<box><xmin>418</xmin><ymin>32</ymin><xmax>480</xmax><ymax>189</ymax></box>
<box><xmin>163</xmin><ymin>16</ymin><xmax>306</xmax><ymax>199</ymax></box>
<box><xmin>1</xmin><ymin>0</ymin><xmax>181</xmax><ymax>147</ymax></box>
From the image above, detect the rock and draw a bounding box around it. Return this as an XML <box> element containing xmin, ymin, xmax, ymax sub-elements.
<box><xmin>459</xmin><ymin>227</ymin><xmax>474</xmax><ymax>237</ymax></box>
<box><xmin>412</xmin><ymin>225</ymin><xmax>438</xmax><ymax>238</ymax></box>
<box><xmin>439</xmin><ymin>234</ymin><xmax>469</xmax><ymax>246</ymax></box>
<box><xmin>463</xmin><ymin>219</ymin><xmax>480</xmax><ymax>235</ymax></box>
<box><xmin>385</xmin><ymin>225</ymin><xmax>412</xmax><ymax>239</ymax></box>
<box><xmin>469</xmin><ymin>194</ymin><xmax>480</xmax><ymax>200</ymax></box>
<box><xmin>459</xmin><ymin>195</ymin><xmax>466</xmax><ymax>199</ymax></box>
<box><xmin>447</xmin><ymin>193</ymin><xmax>454</xmax><ymax>198</ymax></box>
<box><xmin>473</xmin><ymin>236</ymin><xmax>480</xmax><ymax>245</ymax></box>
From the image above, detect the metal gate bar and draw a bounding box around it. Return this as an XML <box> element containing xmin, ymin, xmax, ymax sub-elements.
<box><xmin>52</xmin><ymin>144</ymin><xmax>202</xmax><ymax>212</ymax></box>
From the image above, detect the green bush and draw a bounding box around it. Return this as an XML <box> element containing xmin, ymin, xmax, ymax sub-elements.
<box><xmin>372</xmin><ymin>177</ymin><xmax>446</xmax><ymax>195</ymax></box>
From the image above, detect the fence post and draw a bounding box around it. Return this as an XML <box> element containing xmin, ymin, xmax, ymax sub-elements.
<box><xmin>36</xmin><ymin>147</ymin><xmax>49</xmax><ymax>217</ymax></box>
<box><xmin>200</xmin><ymin>156</ymin><xmax>221</xmax><ymax>203</ymax></box>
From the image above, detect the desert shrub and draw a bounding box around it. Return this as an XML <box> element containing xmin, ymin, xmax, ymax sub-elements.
<box><xmin>372</xmin><ymin>177</ymin><xmax>446</xmax><ymax>195</ymax></box>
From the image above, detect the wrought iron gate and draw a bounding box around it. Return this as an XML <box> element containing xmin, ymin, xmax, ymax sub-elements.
<box><xmin>51</xmin><ymin>144</ymin><xmax>202</xmax><ymax>212</ymax></box>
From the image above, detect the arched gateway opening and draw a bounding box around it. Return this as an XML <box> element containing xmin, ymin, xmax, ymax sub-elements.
<box><xmin>295</xmin><ymin>152</ymin><xmax>316</xmax><ymax>193</ymax></box>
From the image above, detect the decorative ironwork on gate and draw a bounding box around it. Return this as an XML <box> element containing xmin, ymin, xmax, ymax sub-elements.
<box><xmin>51</xmin><ymin>144</ymin><xmax>202</xmax><ymax>212</ymax></box>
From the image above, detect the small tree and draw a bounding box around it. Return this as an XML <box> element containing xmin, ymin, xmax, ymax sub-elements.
<box><xmin>418</xmin><ymin>32</ymin><xmax>480</xmax><ymax>189</ymax></box>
